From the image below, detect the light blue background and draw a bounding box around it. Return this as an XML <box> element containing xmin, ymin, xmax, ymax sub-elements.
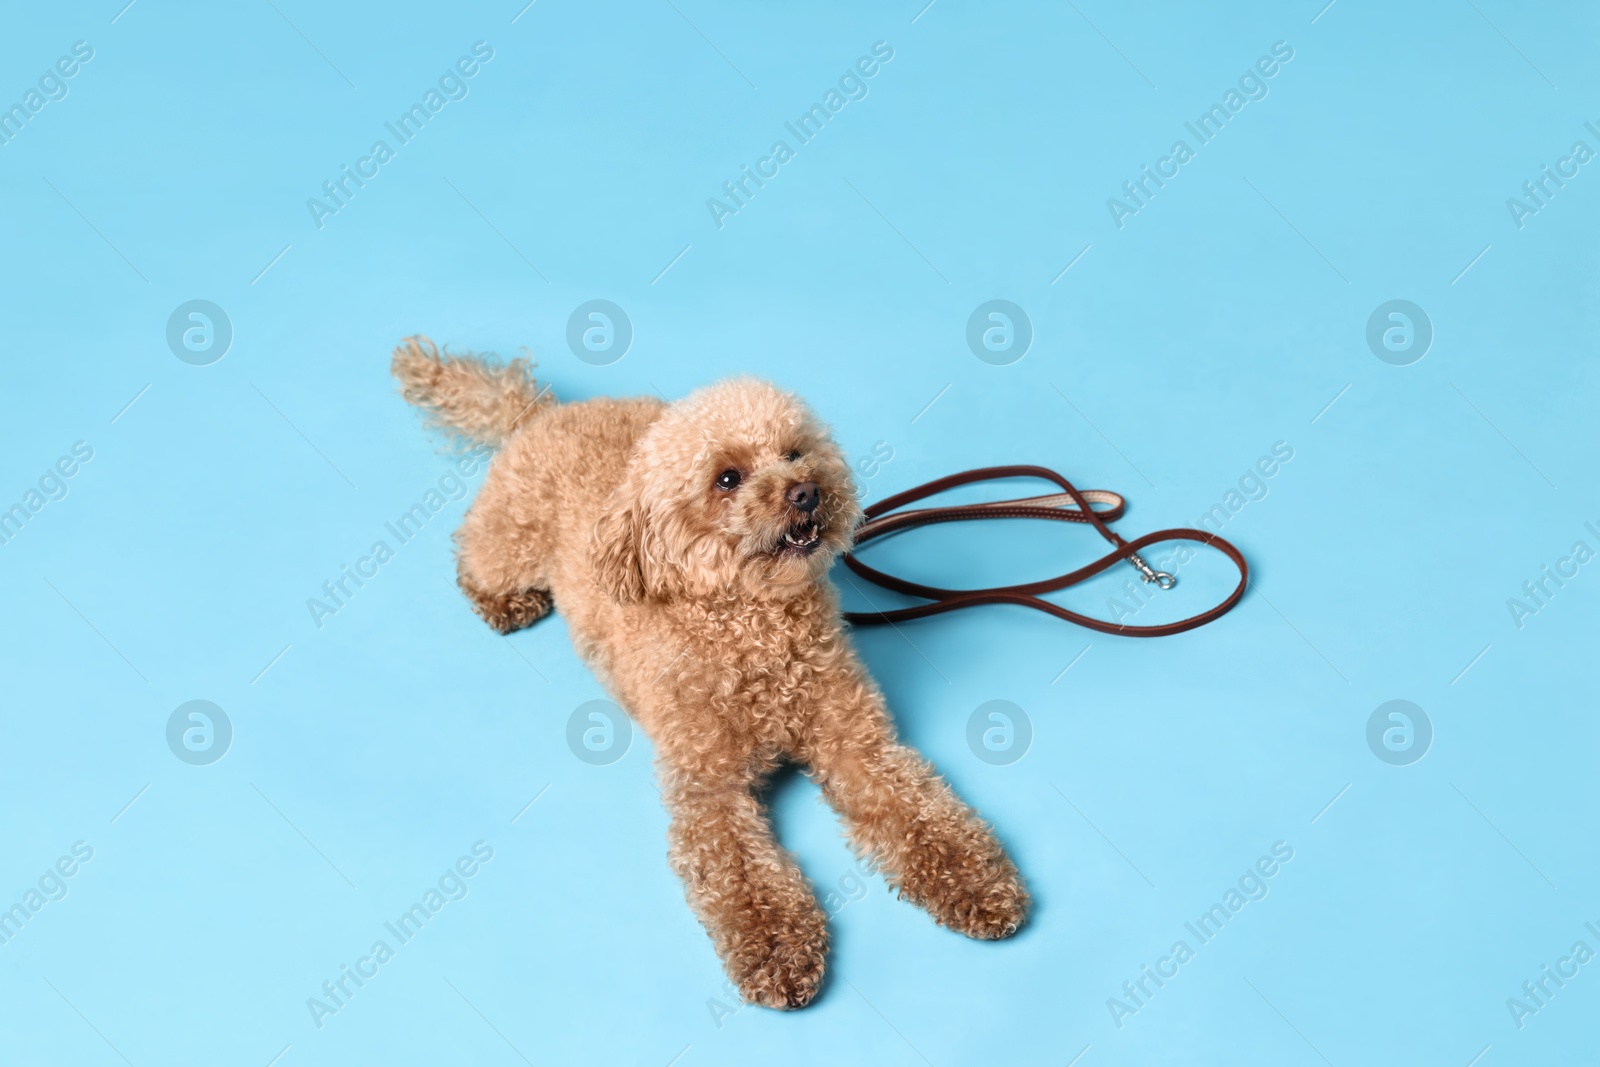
<box><xmin>1</xmin><ymin>1</ymin><xmax>1596</xmax><ymax>1064</ymax></box>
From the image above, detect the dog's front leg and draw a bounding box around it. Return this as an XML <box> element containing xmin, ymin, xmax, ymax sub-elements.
<box><xmin>802</xmin><ymin>686</ymin><xmax>1029</xmax><ymax>941</ymax></box>
<box><xmin>663</xmin><ymin>776</ymin><xmax>829</xmax><ymax>1009</ymax></box>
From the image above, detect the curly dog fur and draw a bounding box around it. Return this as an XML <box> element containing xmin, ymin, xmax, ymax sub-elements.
<box><xmin>392</xmin><ymin>336</ymin><xmax>1029</xmax><ymax>1008</ymax></box>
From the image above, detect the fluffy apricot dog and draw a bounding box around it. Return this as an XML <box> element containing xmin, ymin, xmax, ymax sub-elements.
<box><xmin>392</xmin><ymin>337</ymin><xmax>1028</xmax><ymax>1007</ymax></box>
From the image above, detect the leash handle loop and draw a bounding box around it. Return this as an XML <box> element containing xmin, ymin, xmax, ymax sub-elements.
<box><xmin>840</xmin><ymin>466</ymin><xmax>1248</xmax><ymax>638</ymax></box>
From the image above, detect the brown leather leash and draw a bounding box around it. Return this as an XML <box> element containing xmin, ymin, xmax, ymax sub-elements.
<box><xmin>840</xmin><ymin>465</ymin><xmax>1248</xmax><ymax>637</ymax></box>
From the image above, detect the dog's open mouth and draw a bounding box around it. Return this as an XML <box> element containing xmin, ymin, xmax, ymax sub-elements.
<box><xmin>778</xmin><ymin>518</ymin><xmax>823</xmax><ymax>556</ymax></box>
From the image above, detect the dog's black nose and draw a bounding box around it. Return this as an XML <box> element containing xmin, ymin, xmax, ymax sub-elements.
<box><xmin>787</xmin><ymin>481</ymin><xmax>820</xmax><ymax>513</ymax></box>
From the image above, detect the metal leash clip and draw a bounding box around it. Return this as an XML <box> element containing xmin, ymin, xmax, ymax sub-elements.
<box><xmin>1126</xmin><ymin>552</ymin><xmax>1177</xmax><ymax>590</ymax></box>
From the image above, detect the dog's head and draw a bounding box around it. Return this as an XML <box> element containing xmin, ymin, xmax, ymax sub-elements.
<box><xmin>590</xmin><ymin>378</ymin><xmax>861</xmax><ymax>603</ymax></box>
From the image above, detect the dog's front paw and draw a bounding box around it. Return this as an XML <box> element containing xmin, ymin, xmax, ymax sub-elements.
<box><xmin>898</xmin><ymin>839</ymin><xmax>1030</xmax><ymax>941</ymax></box>
<box><xmin>726</xmin><ymin>910</ymin><xmax>829</xmax><ymax>1009</ymax></box>
<box><xmin>927</xmin><ymin>860</ymin><xmax>1030</xmax><ymax>940</ymax></box>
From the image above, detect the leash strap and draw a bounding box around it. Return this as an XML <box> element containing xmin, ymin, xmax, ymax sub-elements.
<box><xmin>841</xmin><ymin>465</ymin><xmax>1248</xmax><ymax>637</ymax></box>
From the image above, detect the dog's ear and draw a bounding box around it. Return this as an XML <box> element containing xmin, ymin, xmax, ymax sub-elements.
<box><xmin>590</xmin><ymin>481</ymin><xmax>649</xmax><ymax>603</ymax></box>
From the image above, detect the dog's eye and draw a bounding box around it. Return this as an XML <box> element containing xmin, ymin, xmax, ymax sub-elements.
<box><xmin>715</xmin><ymin>469</ymin><xmax>742</xmax><ymax>491</ymax></box>
<box><xmin>784</xmin><ymin>450</ymin><xmax>801</xmax><ymax>462</ymax></box>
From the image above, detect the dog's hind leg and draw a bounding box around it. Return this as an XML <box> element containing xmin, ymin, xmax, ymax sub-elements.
<box><xmin>662</xmin><ymin>766</ymin><xmax>829</xmax><ymax>1009</ymax></box>
<box><xmin>456</xmin><ymin>565</ymin><xmax>552</xmax><ymax>634</ymax></box>
<box><xmin>453</xmin><ymin>491</ymin><xmax>554</xmax><ymax>634</ymax></box>
<box><xmin>801</xmin><ymin>687</ymin><xmax>1029</xmax><ymax>941</ymax></box>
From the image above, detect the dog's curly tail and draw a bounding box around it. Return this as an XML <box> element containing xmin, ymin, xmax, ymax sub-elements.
<box><xmin>391</xmin><ymin>335</ymin><xmax>552</xmax><ymax>447</ymax></box>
